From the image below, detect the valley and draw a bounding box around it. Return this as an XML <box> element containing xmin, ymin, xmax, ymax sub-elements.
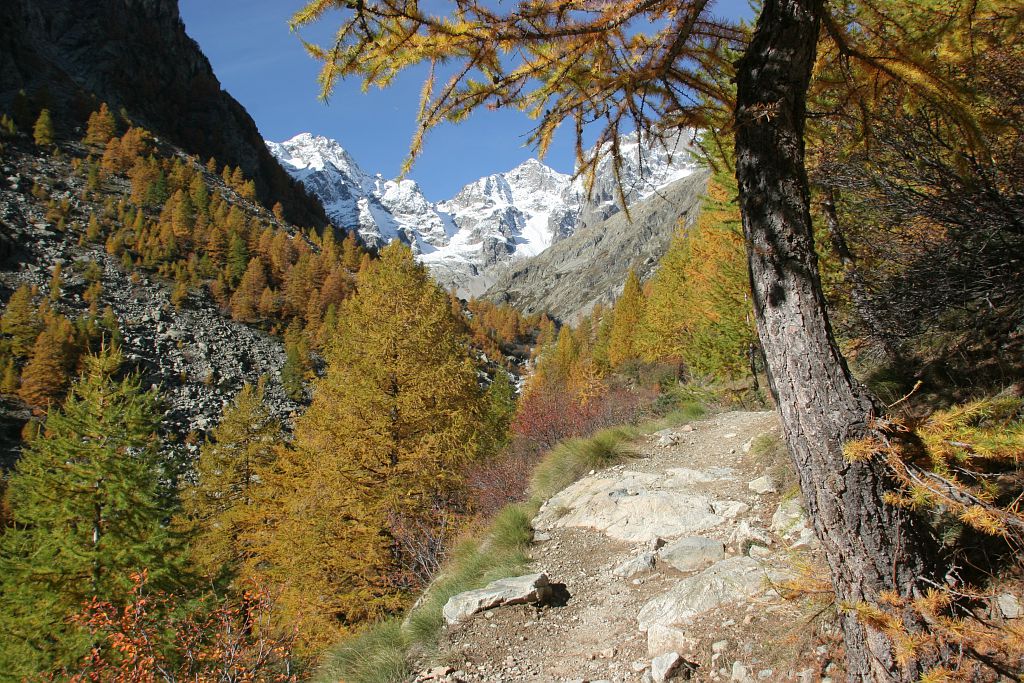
<box><xmin>0</xmin><ymin>0</ymin><xmax>1021</xmax><ymax>681</ymax></box>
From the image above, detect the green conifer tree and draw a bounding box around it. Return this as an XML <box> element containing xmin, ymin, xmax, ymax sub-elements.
<box><xmin>482</xmin><ymin>370</ymin><xmax>517</xmax><ymax>453</ymax></box>
<box><xmin>0</xmin><ymin>348</ymin><xmax>179</xmax><ymax>678</ymax></box>
<box><xmin>226</xmin><ymin>233</ymin><xmax>250</xmax><ymax>285</ymax></box>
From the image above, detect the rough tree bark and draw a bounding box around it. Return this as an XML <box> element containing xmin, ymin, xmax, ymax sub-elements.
<box><xmin>732</xmin><ymin>0</ymin><xmax>943</xmax><ymax>679</ymax></box>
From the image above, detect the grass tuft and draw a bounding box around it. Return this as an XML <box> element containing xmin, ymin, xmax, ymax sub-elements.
<box><xmin>529</xmin><ymin>426</ymin><xmax>637</xmax><ymax>501</ymax></box>
<box><xmin>315</xmin><ymin>618</ymin><xmax>409</xmax><ymax>683</ymax></box>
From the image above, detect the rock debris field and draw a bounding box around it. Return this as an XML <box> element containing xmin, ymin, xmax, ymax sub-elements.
<box><xmin>417</xmin><ymin>411</ymin><xmax>845</xmax><ymax>683</ymax></box>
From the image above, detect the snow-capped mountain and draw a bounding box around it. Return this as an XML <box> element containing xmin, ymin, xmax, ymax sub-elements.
<box><xmin>266</xmin><ymin>130</ymin><xmax>699</xmax><ymax>295</ymax></box>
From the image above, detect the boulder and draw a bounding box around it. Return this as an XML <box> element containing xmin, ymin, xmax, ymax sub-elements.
<box><xmin>637</xmin><ymin>557</ymin><xmax>775</xmax><ymax>632</ymax></box>
<box><xmin>658</xmin><ymin>536</ymin><xmax>727</xmax><ymax>573</ymax></box>
<box><xmin>712</xmin><ymin>500</ymin><xmax>750</xmax><ymax>520</ymax></box>
<box><xmin>442</xmin><ymin>573</ymin><xmax>552</xmax><ymax>625</ymax></box>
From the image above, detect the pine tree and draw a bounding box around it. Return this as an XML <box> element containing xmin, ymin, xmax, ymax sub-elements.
<box><xmin>178</xmin><ymin>379</ymin><xmax>282</xmax><ymax>579</ymax></box>
<box><xmin>607</xmin><ymin>269</ymin><xmax>643</xmax><ymax>369</ymax></box>
<box><xmin>83</xmin><ymin>103</ymin><xmax>117</xmax><ymax>147</ymax></box>
<box><xmin>32</xmin><ymin>108</ymin><xmax>54</xmax><ymax>147</ymax></box>
<box><xmin>280</xmin><ymin>341</ymin><xmax>305</xmax><ymax>402</ymax></box>
<box><xmin>250</xmin><ymin>242</ymin><xmax>483</xmax><ymax>651</ymax></box>
<box><xmin>0</xmin><ymin>348</ymin><xmax>180</xmax><ymax>678</ymax></box>
<box><xmin>0</xmin><ymin>357</ymin><xmax>19</xmax><ymax>394</ymax></box>
<box><xmin>226</xmin><ymin>232</ymin><xmax>250</xmax><ymax>285</ymax></box>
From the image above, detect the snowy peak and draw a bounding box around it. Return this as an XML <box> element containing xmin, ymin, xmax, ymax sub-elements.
<box><xmin>267</xmin><ymin>133</ymin><xmax>373</xmax><ymax>187</ymax></box>
<box><xmin>265</xmin><ymin>130</ymin><xmax>698</xmax><ymax>295</ymax></box>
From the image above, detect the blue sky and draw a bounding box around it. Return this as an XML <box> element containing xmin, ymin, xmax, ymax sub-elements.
<box><xmin>179</xmin><ymin>0</ymin><xmax>752</xmax><ymax>201</ymax></box>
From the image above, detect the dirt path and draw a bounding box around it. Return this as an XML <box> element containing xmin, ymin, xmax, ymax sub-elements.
<box><xmin>416</xmin><ymin>411</ymin><xmax>841</xmax><ymax>683</ymax></box>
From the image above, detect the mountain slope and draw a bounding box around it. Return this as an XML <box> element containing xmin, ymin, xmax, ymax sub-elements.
<box><xmin>484</xmin><ymin>169</ymin><xmax>711</xmax><ymax>323</ymax></box>
<box><xmin>267</xmin><ymin>131</ymin><xmax>701</xmax><ymax>299</ymax></box>
<box><xmin>0</xmin><ymin>0</ymin><xmax>326</xmax><ymax>228</ymax></box>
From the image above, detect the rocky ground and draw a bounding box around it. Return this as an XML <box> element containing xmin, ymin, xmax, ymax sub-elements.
<box><xmin>417</xmin><ymin>411</ymin><xmax>847</xmax><ymax>682</ymax></box>
<box><xmin>0</xmin><ymin>141</ymin><xmax>302</xmax><ymax>465</ymax></box>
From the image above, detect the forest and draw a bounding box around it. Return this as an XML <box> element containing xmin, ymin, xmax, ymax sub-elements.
<box><xmin>0</xmin><ymin>0</ymin><xmax>1022</xmax><ymax>681</ymax></box>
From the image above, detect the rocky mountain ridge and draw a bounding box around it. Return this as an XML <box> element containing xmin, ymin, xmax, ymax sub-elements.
<box><xmin>267</xmin><ymin>130</ymin><xmax>701</xmax><ymax>299</ymax></box>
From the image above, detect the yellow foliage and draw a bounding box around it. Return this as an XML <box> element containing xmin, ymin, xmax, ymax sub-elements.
<box><xmin>246</xmin><ymin>242</ymin><xmax>484</xmax><ymax>653</ymax></box>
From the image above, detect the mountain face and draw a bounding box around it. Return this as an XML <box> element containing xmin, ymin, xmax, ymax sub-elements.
<box><xmin>485</xmin><ymin>169</ymin><xmax>711</xmax><ymax>323</ymax></box>
<box><xmin>267</xmin><ymin>130</ymin><xmax>700</xmax><ymax>297</ymax></box>
<box><xmin>0</xmin><ymin>0</ymin><xmax>326</xmax><ymax>228</ymax></box>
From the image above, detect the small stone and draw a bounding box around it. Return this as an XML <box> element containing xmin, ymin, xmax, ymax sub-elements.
<box><xmin>747</xmin><ymin>476</ymin><xmax>778</xmax><ymax>494</ymax></box>
<box><xmin>681</xmin><ymin>424</ymin><xmax>695</xmax><ymax>432</ymax></box>
<box><xmin>757</xmin><ymin>670</ymin><xmax>774</xmax><ymax>680</ymax></box>
<box><xmin>533</xmin><ymin>531</ymin><xmax>552</xmax><ymax>542</ymax></box>
<box><xmin>997</xmin><ymin>593</ymin><xmax>1022</xmax><ymax>619</ymax></box>
<box><xmin>731</xmin><ymin>661</ymin><xmax>751</xmax><ymax>682</ymax></box>
<box><xmin>600</xmin><ymin>647</ymin><xmax>617</xmax><ymax>659</ymax></box>
<box><xmin>651</xmin><ymin>652</ymin><xmax>684</xmax><ymax>682</ymax></box>
<box><xmin>648</xmin><ymin>624</ymin><xmax>697</xmax><ymax>658</ymax></box>
<box><xmin>712</xmin><ymin>640</ymin><xmax>729</xmax><ymax>654</ymax></box>
<box><xmin>748</xmin><ymin>545</ymin><xmax>771</xmax><ymax>559</ymax></box>
<box><xmin>724</xmin><ymin>432</ymin><xmax>738</xmax><ymax>438</ymax></box>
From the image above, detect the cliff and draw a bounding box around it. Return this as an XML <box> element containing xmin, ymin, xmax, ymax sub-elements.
<box><xmin>0</xmin><ymin>0</ymin><xmax>326</xmax><ymax>228</ymax></box>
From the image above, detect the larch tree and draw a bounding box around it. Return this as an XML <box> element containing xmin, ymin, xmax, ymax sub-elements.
<box><xmin>249</xmin><ymin>241</ymin><xmax>483</xmax><ymax>652</ymax></box>
<box><xmin>32</xmin><ymin>108</ymin><xmax>54</xmax><ymax>147</ymax></box>
<box><xmin>178</xmin><ymin>379</ymin><xmax>283</xmax><ymax>580</ymax></box>
<box><xmin>1</xmin><ymin>283</ymin><xmax>41</xmax><ymax>357</ymax></box>
<box><xmin>606</xmin><ymin>268</ymin><xmax>643</xmax><ymax>370</ymax></box>
<box><xmin>290</xmin><ymin>0</ymin><xmax>1017</xmax><ymax>677</ymax></box>
<box><xmin>640</xmin><ymin>171</ymin><xmax>755</xmax><ymax>379</ymax></box>
<box><xmin>83</xmin><ymin>103</ymin><xmax>118</xmax><ymax>147</ymax></box>
<box><xmin>0</xmin><ymin>348</ymin><xmax>180</xmax><ymax>678</ymax></box>
<box><xmin>18</xmin><ymin>327</ymin><xmax>68</xmax><ymax>410</ymax></box>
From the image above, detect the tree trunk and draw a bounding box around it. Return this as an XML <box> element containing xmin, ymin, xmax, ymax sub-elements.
<box><xmin>733</xmin><ymin>0</ymin><xmax>942</xmax><ymax>679</ymax></box>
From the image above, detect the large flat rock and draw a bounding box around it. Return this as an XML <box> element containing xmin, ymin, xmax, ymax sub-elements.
<box><xmin>533</xmin><ymin>471</ymin><xmax>727</xmax><ymax>543</ymax></box>
<box><xmin>442</xmin><ymin>573</ymin><xmax>552</xmax><ymax>625</ymax></box>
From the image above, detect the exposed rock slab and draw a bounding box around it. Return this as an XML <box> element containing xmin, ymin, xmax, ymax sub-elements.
<box><xmin>442</xmin><ymin>573</ymin><xmax>552</xmax><ymax>625</ymax></box>
<box><xmin>534</xmin><ymin>471</ymin><xmax>726</xmax><ymax>543</ymax></box>
<box><xmin>637</xmin><ymin>557</ymin><xmax>776</xmax><ymax>633</ymax></box>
